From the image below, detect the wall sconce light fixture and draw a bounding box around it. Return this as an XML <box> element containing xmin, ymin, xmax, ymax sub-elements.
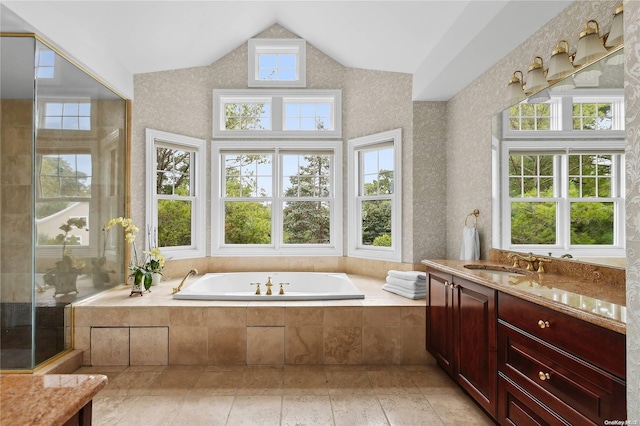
<box><xmin>524</xmin><ymin>56</ymin><xmax>548</xmax><ymax>95</ymax></box>
<box><xmin>605</xmin><ymin>4</ymin><xmax>623</xmax><ymax>48</ymax></box>
<box><xmin>573</xmin><ymin>20</ymin><xmax>607</xmax><ymax>66</ymax></box>
<box><xmin>507</xmin><ymin>70</ymin><xmax>525</xmax><ymax>104</ymax></box>
<box><xmin>546</xmin><ymin>40</ymin><xmax>575</xmax><ymax>81</ymax></box>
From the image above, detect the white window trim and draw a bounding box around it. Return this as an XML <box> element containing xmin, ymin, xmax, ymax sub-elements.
<box><xmin>347</xmin><ymin>128</ymin><xmax>402</xmax><ymax>262</ymax></box>
<box><xmin>503</xmin><ymin>89</ymin><xmax>624</xmax><ymax>139</ymax></box>
<box><xmin>498</xmin><ymin>139</ymin><xmax>625</xmax><ymax>258</ymax></box>
<box><xmin>248</xmin><ymin>38</ymin><xmax>306</xmax><ymax>88</ymax></box>
<box><xmin>37</xmin><ymin>98</ymin><xmax>92</xmax><ymax>131</ymax></box>
<box><xmin>145</xmin><ymin>128</ymin><xmax>206</xmax><ymax>260</ymax></box>
<box><xmin>211</xmin><ymin>140</ymin><xmax>343</xmax><ymax>256</ymax></box>
<box><xmin>213</xmin><ymin>89</ymin><xmax>342</xmax><ymax>139</ymax></box>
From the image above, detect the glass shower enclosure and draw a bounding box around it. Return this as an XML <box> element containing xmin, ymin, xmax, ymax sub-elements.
<box><xmin>0</xmin><ymin>34</ymin><xmax>128</xmax><ymax>370</ymax></box>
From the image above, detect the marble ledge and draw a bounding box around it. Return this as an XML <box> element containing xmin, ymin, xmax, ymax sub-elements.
<box><xmin>422</xmin><ymin>258</ymin><xmax>626</xmax><ymax>335</ymax></box>
<box><xmin>0</xmin><ymin>374</ymin><xmax>107</xmax><ymax>426</ymax></box>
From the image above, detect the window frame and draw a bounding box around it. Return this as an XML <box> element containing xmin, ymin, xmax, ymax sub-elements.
<box><xmin>347</xmin><ymin>128</ymin><xmax>402</xmax><ymax>261</ymax></box>
<box><xmin>145</xmin><ymin>128</ymin><xmax>206</xmax><ymax>260</ymax></box>
<box><xmin>503</xmin><ymin>90</ymin><xmax>624</xmax><ymax>139</ymax></box>
<box><xmin>248</xmin><ymin>38</ymin><xmax>306</xmax><ymax>88</ymax></box>
<box><xmin>211</xmin><ymin>140</ymin><xmax>343</xmax><ymax>256</ymax></box>
<box><xmin>39</xmin><ymin>99</ymin><xmax>92</xmax><ymax>131</ymax></box>
<box><xmin>213</xmin><ymin>89</ymin><xmax>342</xmax><ymax>139</ymax></box>
<box><xmin>499</xmin><ymin>139</ymin><xmax>625</xmax><ymax>257</ymax></box>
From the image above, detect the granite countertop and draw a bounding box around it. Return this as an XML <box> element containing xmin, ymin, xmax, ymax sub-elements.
<box><xmin>421</xmin><ymin>258</ymin><xmax>626</xmax><ymax>335</ymax></box>
<box><xmin>0</xmin><ymin>374</ymin><xmax>107</xmax><ymax>426</ymax></box>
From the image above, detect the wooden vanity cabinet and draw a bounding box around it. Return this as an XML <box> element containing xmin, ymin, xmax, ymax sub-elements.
<box><xmin>497</xmin><ymin>292</ymin><xmax>626</xmax><ymax>424</ymax></box>
<box><xmin>426</xmin><ymin>268</ymin><xmax>498</xmax><ymax>418</ymax></box>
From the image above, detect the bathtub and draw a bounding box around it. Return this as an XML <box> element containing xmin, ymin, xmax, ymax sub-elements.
<box><xmin>172</xmin><ymin>272</ymin><xmax>365</xmax><ymax>301</ymax></box>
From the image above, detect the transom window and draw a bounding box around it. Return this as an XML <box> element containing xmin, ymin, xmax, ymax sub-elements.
<box><xmin>42</xmin><ymin>101</ymin><xmax>91</xmax><ymax>130</ymax></box>
<box><xmin>248</xmin><ymin>39</ymin><xmax>306</xmax><ymax>87</ymax></box>
<box><xmin>212</xmin><ymin>141</ymin><xmax>342</xmax><ymax>256</ymax></box>
<box><xmin>213</xmin><ymin>89</ymin><xmax>341</xmax><ymax>138</ymax></box>
<box><xmin>36</xmin><ymin>49</ymin><xmax>55</xmax><ymax>78</ymax></box>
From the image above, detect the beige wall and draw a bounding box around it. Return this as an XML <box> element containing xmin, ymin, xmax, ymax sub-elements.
<box><xmin>441</xmin><ymin>0</ymin><xmax>638</xmax><ymax>415</ymax></box>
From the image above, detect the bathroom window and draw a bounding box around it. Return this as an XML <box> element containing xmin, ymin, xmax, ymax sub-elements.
<box><xmin>146</xmin><ymin>129</ymin><xmax>206</xmax><ymax>259</ymax></box>
<box><xmin>501</xmin><ymin>140</ymin><xmax>625</xmax><ymax>257</ymax></box>
<box><xmin>42</xmin><ymin>101</ymin><xmax>91</xmax><ymax>130</ymax></box>
<box><xmin>212</xmin><ymin>140</ymin><xmax>342</xmax><ymax>256</ymax></box>
<box><xmin>248</xmin><ymin>39</ymin><xmax>306</xmax><ymax>87</ymax></box>
<box><xmin>503</xmin><ymin>91</ymin><xmax>623</xmax><ymax>139</ymax></box>
<box><xmin>348</xmin><ymin>129</ymin><xmax>402</xmax><ymax>261</ymax></box>
<box><xmin>213</xmin><ymin>89</ymin><xmax>341</xmax><ymax>139</ymax></box>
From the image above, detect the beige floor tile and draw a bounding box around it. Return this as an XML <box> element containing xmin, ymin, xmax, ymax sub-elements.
<box><xmin>366</xmin><ymin>366</ymin><xmax>421</xmax><ymax>395</ymax></box>
<box><xmin>378</xmin><ymin>394</ymin><xmax>444</xmax><ymax>425</ymax></box>
<box><xmin>283</xmin><ymin>365</ymin><xmax>328</xmax><ymax>395</ymax></box>
<box><xmin>330</xmin><ymin>395</ymin><xmax>389</xmax><ymax>426</ymax></box>
<box><xmin>99</xmin><ymin>370</ymin><xmax>162</xmax><ymax>396</ymax></box>
<box><xmin>145</xmin><ymin>369</ymin><xmax>203</xmax><ymax>396</ymax></box>
<box><xmin>194</xmin><ymin>370</ymin><xmax>243</xmax><ymax>395</ymax></box>
<box><xmin>225</xmin><ymin>395</ymin><xmax>282</xmax><ymax>426</ymax></box>
<box><xmin>170</xmin><ymin>395</ymin><xmax>234</xmax><ymax>426</ymax></box>
<box><xmin>325</xmin><ymin>365</ymin><xmax>375</xmax><ymax>395</ymax></box>
<box><xmin>426</xmin><ymin>392</ymin><xmax>494</xmax><ymax>425</ymax></box>
<box><xmin>409</xmin><ymin>364</ymin><xmax>459</xmax><ymax>395</ymax></box>
<box><xmin>281</xmin><ymin>395</ymin><xmax>334</xmax><ymax>425</ymax></box>
<box><xmin>112</xmin><ymin>395</ymin><xmax>183</xmax><ymax>426</ymax></box>
<box><xmin>92</xmin><ymin>395</ymin><xmax>135</xmax><ymax>426</ymax></box>
<box><xmin>236</xmin><ymin>365</ymin><xmax>284</xmax><ymax>395</ymax></box>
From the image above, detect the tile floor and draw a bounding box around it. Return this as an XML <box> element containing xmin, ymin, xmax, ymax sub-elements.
<box><xmin>75</xmin><ymin>364</ymin><xmax>494</xmax><ymax>425</ymax></box>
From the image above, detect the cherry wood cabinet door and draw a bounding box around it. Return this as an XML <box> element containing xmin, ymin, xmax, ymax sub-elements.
<box><xmin>454</xmin><ymin>277</ymin><xmax>497</xmax><ymax>418</ymax></box>
<box><xmin>426</xmin><ymin>271</ymin><xmax>454</xmax><ymax>377</ymax></box>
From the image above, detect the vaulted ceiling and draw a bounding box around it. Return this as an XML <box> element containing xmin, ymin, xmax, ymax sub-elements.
<box><xmin>1</xmin><ymin>1</ymin><xmax>572</xmax><ymax>100</ymax></box>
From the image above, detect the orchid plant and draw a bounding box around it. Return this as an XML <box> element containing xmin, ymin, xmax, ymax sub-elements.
<box><xmin>104</xmin><ymin>217</ymin><xmax>165</xmax><ymax>290</ymax></box>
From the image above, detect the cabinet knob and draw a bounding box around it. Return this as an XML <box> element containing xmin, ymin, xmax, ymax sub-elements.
<box><xmin>444</xmin><ymin>281</ymin><xmax>449</xmax><ymax>288</ymax></box>
<box><xmin>538</xmin><ymin>371</ymin><xmax>551</xmax><ymax>381</ymax></box>
<box><xmin>537</xmin><ymin>320</ymin><xmax>550</xmax><ymax>329</ymax></box>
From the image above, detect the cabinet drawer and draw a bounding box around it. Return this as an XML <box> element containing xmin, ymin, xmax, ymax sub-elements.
<box><xmin>498</xmin><ymin>374</ymin><xmax>569</xmax><ymax>426</ymax></box>
<box><xmin>498</xmin><ymin>292</ymin><xmax>625</xmax><ymax>378</ymax></box>
<box><xmin>499</xmin><ymin>322</ymin><xmax>626</xmax><ymax>424</ymax></box>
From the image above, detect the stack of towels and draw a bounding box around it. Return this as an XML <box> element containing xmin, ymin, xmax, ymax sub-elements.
<box><xmin>382</xmin><ymin>270</ymin><xmax>427</xmax><ymax>299</ymax></box>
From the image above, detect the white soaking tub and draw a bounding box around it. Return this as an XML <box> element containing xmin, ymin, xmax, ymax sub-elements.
<box><xmin>172</xmin><ymin>272</ymin><xmax>365</xmax><ymax>301</ymax></box>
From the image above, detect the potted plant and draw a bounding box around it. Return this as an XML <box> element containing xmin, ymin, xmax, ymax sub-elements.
<box><xmin>104</xmin><ymin>218</ymin><xmax>165</xmax><ymax>295</ymax></box>
<box><xmin>43</xmin><ymin>217</ymin><xmax>87</xmax><ymax>296</ymax></box>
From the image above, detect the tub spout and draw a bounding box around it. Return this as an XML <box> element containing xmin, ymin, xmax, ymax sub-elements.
<box><xmin>172</xmin><ymin>269</ymin><xmax>198</xmax><ymax>294</ymax></box>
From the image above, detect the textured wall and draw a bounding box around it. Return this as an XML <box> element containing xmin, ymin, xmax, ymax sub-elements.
<box><xmin>413</xmin><ymin>101</ymin><xmax>447</xmax><ymax>259</ymax></box>
<box><xmin>132</xmin><ymin>24</ymin><xmax>415</xmax><ymax>262</ymax></box>
<box><xmin>624</xmin><ymin>0</ymin><xmax>640</xmax><ymax>418</ymax></box>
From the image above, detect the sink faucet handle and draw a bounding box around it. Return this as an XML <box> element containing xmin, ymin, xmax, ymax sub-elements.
<box><xmin>536</xmin><ymin>258</ymin><xmax>548</xmax><ymax>273</ymax></box>
<box><xmin>278</xmin><ymin>282</ymin><xmax>290</xmax><ymax>295</ymax></box>
<box><xmin>250</xmin><ymin>282</ymin><xmax>261</xmax><ymax>295</ymax></box>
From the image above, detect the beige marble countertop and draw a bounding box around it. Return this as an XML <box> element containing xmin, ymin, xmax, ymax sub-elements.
<box><xmin>422</xmin><ymin>259</ymin><xmax>626</xmax><ymax>335</ymax></box>
<box><xmin>0</xmin><ymin>374</ymin><xmax>107</xmax><ymax>426</ymax></box>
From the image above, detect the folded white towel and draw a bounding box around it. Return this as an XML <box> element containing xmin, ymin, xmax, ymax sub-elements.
<box><xmin>383</xmin><ymin>284</ymin><xmax>426</xmax><ymax>300</ymax></box>
<box><xmin>386</xmin><ymin>276</ymin><xmax>426</xmax><ymax>290</ymax></box>
<box><xmin>460</xmin><ymin>225</ymin><xmax>480</xmax><ymax>260</ymax></box>
<box><xmin>387</xmin><ymin>270</ymin><xmax>426</xmax><ymax>281</ymax></box>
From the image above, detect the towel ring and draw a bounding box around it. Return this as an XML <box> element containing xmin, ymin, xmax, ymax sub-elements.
<box><xmin>464</xmin><ymin>209</ymin><xmax>479</xmax><ymax>227</ymax></box>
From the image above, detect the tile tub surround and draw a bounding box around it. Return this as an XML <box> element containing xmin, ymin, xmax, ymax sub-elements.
<box><xmin>73</xmin><ymin>275</ymin><xmax>430</xmax><ymax>367</ymax></box>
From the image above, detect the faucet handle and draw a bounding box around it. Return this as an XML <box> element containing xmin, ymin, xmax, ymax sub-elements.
<box><xmin>278</xmin><ymin>282</ymin><xmax>290</xmax><ymax>295</ymax></box>
<box><xmin>536</xmin><ymin>258</ymin><xmax>548</xmax><ymax>273</ymax></box>
<box><xmin>250</xmin><ymin>282</ymin><xmax>261</xmax><ymax>295</ymax></box>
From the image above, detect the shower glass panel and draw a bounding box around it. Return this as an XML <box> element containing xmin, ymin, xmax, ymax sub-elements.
<box><xmin>0</xmin><ymin>35</ymin><xmax>127</xmax><ymax>371</ymax></box>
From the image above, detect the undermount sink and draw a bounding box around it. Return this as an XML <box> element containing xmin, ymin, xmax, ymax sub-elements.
<box><xmin>463</xmin><ymin>264</ymin><xmax>529</xmax><ymax>276</ymax></box>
